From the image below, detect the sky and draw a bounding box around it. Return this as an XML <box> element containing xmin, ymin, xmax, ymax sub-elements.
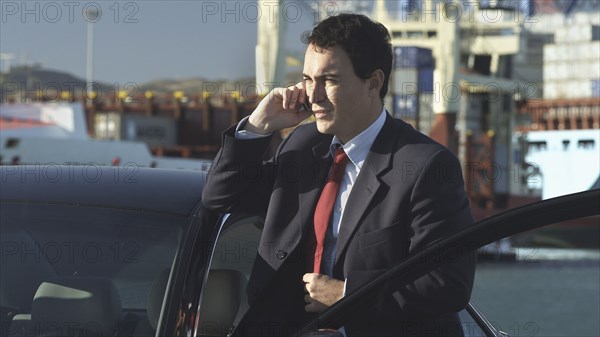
<box><xmin>0</xmin><ymin>0</ymin><xmax>557</xmax><ymax>85</ymax></box>
<box><xmin>1</xmin><ymin>0</ymin><xmax>319</xmax><ymax>84</ymax></box>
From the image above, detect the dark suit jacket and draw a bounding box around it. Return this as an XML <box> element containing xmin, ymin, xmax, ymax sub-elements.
<box><xmin>202</xmin><ymin>114</ymin><xmax>476</xmax><ymax>337</ymax></box>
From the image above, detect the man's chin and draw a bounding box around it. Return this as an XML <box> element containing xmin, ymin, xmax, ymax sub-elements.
<box><xmin>315</xmin><ymin>122</ymin><xmax>334</xmax><ymax>135</ymax></box>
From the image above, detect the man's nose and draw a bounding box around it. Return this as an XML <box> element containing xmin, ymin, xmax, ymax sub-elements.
<box><xmin>307</xmin><ymin>82</ymin><xmax>326</xmax><ymax>104</ymax></box>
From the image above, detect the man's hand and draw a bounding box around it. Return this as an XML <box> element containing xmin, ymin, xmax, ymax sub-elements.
<box><xmin>246</xmin><ymin>82</ymin><xmax>312</xmax><ymax>135</ymax></box>
<box><xmin>303</xmin><ymin>273</ymin><xmax>344</xmax><ymax>313</ymax></box>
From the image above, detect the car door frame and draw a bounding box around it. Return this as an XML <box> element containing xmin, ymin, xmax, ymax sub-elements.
<box><xmin>159</xmin><ymin>203</ymin><xmax>224</xmax><ymax>337</ymax></box>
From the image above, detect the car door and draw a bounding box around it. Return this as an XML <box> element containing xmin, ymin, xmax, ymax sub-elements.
<box><xmin>190</xmin><ymin>189</ymin><xmax>599</xmax><ymax>337</ymax></box>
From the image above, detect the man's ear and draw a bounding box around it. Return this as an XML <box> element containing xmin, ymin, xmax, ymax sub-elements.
<box><xmin>368</xmin><ymin>69</ymin><xmax>385</xmax><ymax>96</ymax></box>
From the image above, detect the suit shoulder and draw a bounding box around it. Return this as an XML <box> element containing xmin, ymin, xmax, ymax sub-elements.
<box><xmin>391</xmin><ymin>119</ymin><xmax>459</xmax><ymax>163</ymax></box>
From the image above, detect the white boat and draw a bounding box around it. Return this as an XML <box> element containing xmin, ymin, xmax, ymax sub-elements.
<box><xmin>0</xmin><ymin>102</ymin><xmax>211</xmax><ymax>171</ymax></box>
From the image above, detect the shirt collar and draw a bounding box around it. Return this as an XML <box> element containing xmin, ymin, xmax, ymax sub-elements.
<box><xmin>329</xmin><ymin>108</ymin><xmax>388</xmax><ymax>170</ymax></box>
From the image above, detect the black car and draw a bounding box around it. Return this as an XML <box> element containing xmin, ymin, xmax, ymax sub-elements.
<box><xmin>1</xmin><ymin>165</ymin><xmax>598</xmax><ymax>337</ymax></box>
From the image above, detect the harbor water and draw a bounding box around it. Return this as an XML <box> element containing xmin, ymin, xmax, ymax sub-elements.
<box><xmin>472</xmin><ymin>253</ymin><xmax>600</xmax><ymax>337</ymax></box>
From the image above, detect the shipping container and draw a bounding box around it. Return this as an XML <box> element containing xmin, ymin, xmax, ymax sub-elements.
<box><xmin>582</xmin><ymin>24</ymin><xmax>600</xmax><ymax>42</ymax></box>
<box><xmin>543</xmin><ymin>63</ymin><xmax>555</xmax><ymax>81</ymax></box>
<box><xmin>393</xmin><ymin>95</ymin><xmax>418</xmax><ymax>119</ymax></box>
<box><xmin>94</xmin><ymin>113</ymin><xmax>177</xmax><ymax>147</ymax></box>
<box><xmin>565</xmin><ymin>41</ymin><xmax>600</xmax><ymax>62</ymax></box>
<box><xmin>557</xmin><ymin>62</ymin><xmax>570</xmax><ymax>81</ymax></box>
<box><xmin>543</xmin><ymin>81</ymin><xmax>559</xmax><ymax>100</ymax></box>
<box><xmin>418</xmin><ymin>68</ymin><xmax>434</xmax><ymax>93</ymax></box>
<box><xmin>569</xmin><ymin>26</ymin><xmax>582</xmax><ymax>43</ymax></box>
<box><xmin>592</xmin><ymin>79</ymin><xmax>600</xmax><ymax>97</ymax></box>
<box><xmin>558</xmin><ymin>41</ymin><xmax>600</xmax><ymax>62</ymax></box>
<box><xmin>545</xmin><ymin>61</ymin><xmax>600</xmax><ymax>82</ymax></box>
<box><xmin>568</xmin><ymin>63</ymin><xmax>583</xmax><ymax>80</ymax></box>
<box><xmin>590</xmin><ymin>61</ymin><xmax>600</xmax><ymax>79</ymax></box>
<box><xmin>589</xmin><ymin>41</ymin><xmax>600</xmax><ymax>60</ymax></box>
<box><xmin>560</xmin><ymin>79</ymin><xmax>599</xmax><ymax>99</ymax></box>
<box><xmin>565</xmin><ymin>79</ymin><xmax>581</xmax><ymax>99</ymax></box>
<box><xmin>555</xmin><ymin>27</ymin><xmax>568</xmax><ymax>44</ymax></box>
<box><xmin>393</xmin><ymin>47</ymin><xmax>434</xmax><ymax>69</ymax></box>
<box><xmin>393</xmin><ymin>68</ymin><xmax>419</xmax><ymax>94</ymax></box>
<box><xmin>543</xmin><ymin>44</ymin><xmax>558</xmax><ymax>62</ymax></box>
<box><xmin>543</xmin><ymin>81</ymin><xmax>572</xmax><ymax>100</ymax></box>
<box><xmin>178</xmin><ymin>107</ymin><xmax>210</xmax><ymax>146</ymax></box>
<box><xmin>574</xmin><ymin>12</ymin><xmax>599</xmax><ymax>25</ymax></box>
<box><xmin>555</xmin><ymin>44</ymin><xmax>569</xmax><ymax>62</ymax></box>
<box><xmin>575</xmin><ymin>61</ymin><xmax>598</xmax><ymax>81</ymax></box>
<box><xmin>543</xmin><ymin>62</ymin><xmax>569</xmax><ymax>81</ymax></box>
<box><xmin>559</xmin><ymin>24</ymin><xmax>600</xmax><ymax>43</ymax></box>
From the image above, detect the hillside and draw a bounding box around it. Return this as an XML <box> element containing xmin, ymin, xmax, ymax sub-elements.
<box><xmin>1</xmin><ymin>66</ymin><xmax>113</xmax><ymax>97</ymax></box>
<box><xmin>0</xmin><ymin>66</ymin><xmax>304</xmax><ymax>101</ymax></box>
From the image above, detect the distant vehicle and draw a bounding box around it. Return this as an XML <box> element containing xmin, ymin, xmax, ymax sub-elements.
<box><xmin>0</xmin><ymin>102</ymin><xmax>211</xmax><ymax>170</ymax></box>
<box><xmin>1</xmin><ymin>165</ymin><xmax>598</xmax><ymax>337</ymax></box>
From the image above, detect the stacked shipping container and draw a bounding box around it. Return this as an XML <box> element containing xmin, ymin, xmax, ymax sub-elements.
<box><xmin>391</xmin><ymin>47</ymin><xmax>435</xmax><ymax>133</ymax></box>
<box><xmin>543</xmin><ymin>24</ymin><xmax>600</xmax><ymax>99</ymax></box>
<box><xmin>84</xmin><ymin>96</ymin><xmax>260</xmax><ymax>158</ymax></box>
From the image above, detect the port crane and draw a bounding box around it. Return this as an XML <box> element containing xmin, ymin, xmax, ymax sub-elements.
<box><xmin>255</xmin><ymin>0</ymin><xmax>522</xmax><ymax>151</ymax></box>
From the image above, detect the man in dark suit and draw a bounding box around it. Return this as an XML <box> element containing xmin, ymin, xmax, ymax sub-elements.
<box><xmin>202</xmin><ymin>14</ymin><xmax>475</xmax><ymax>337</ymax></box>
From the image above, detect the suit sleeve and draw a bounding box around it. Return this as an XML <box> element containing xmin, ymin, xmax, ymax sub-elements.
<box><xmin>397</xmin><ymin>148</ymin><xmax>475</xmax><ymax>315</ymax></box>
<box><xmin>346</xmin><ymin>149</ymin><xmax>475</xmax><ymax>322</ymax></box>
<box><xmin>201</xmin><ymin>124</ymin><xmax>278</xmax><ymax>214</ymax></box>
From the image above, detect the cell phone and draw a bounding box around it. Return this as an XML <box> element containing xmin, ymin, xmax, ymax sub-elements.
<box><xmin>298</xmin><ymin>96</ymin><xmax>311</xmax><ymax>113</ymax></box>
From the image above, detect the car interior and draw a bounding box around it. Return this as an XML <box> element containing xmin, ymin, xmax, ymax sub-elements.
<box><xmin>0</xmin><ymin>202</ymin><xmax>187</xmax><ymax>337</ymax></box>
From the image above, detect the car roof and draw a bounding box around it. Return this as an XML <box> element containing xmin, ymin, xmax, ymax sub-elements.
<box><xmin>0</xmin><ymin>165</ymin><xmax>205</xmax><ymax>216</ymax></box>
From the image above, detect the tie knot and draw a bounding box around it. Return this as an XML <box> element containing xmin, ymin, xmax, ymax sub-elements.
<box><xmin>330</xmin><ymin>147</ymin><xmax>348</xmax><ymax>181</ymax></box>
<box><xmin>333</xmin><ymin>147</ymin><xmax>347</xmax><ymax>164</ymax></box>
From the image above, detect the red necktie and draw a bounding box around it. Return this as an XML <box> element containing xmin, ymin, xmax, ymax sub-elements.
<box><xmin>313</xmin><ymin>147</ymin><xmax>349</xmax><ymax>274</ymax></box>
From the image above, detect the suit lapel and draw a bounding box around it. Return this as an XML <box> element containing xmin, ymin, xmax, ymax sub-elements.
<box><xmin>334</xmin><ymin>114</ymin><xmax>402</xmax><ymax>267</ymax></box>
<box><xmin>298</xmin><ymin>140</ymin><xmax>332</xmax><ymax>239</ymax></box>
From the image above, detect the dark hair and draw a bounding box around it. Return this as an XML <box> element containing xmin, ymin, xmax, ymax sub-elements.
<box><xmin>303</xmin><ymin>14</ymin><xmax>393</xmax><ymax>99</ymax></box>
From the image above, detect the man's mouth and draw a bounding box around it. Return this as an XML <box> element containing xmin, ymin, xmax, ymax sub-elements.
<box><xmin>313</xmin><ymin>110</ymin><xmax>328</xmax><ymax>119</ymax></box>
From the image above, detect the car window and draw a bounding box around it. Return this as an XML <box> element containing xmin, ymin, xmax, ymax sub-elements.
<box><xmin>458</xmin><ymin>308</ymin><xmax>491</xmax><ymax>337</ymax></box>
<box><xmin>471</xmin><ymin>214</ymin><xmax>600</xmax><ymax>337</ymax></box>
<box><xmin>197</xmin><ymin>213</ymin><xmax>264</xmax><ymax>337</ymax></box>
<box><xmin>0</xmin><ymin>201</ymin><xmax>189</xmax><ymax>337</ymax></box>
<box><xmin>208</xmin><ymin>214</ymin><xmax>263</xmax><ymax>277</ymax></box>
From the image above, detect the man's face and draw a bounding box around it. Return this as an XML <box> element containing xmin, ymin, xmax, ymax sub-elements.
<box><xmin>303</xmin><ymin>44</ymin><xmax>375</xmax><ymax>143</ymax></box>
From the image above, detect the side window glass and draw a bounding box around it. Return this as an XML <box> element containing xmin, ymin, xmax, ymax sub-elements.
<box><xmin>196</xmin><ymin>214</ymin><xmax>264</xmax><ymax>337</ymax></box>
<box><xmin>0</xmin><ymin>203</ymin><xmax>186</xmax><ymax>337</ymax></box>
<box><xmin>459</xmin><ymin>309</ymin><xmax>490</xmax><ymax>337</ymax></box>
